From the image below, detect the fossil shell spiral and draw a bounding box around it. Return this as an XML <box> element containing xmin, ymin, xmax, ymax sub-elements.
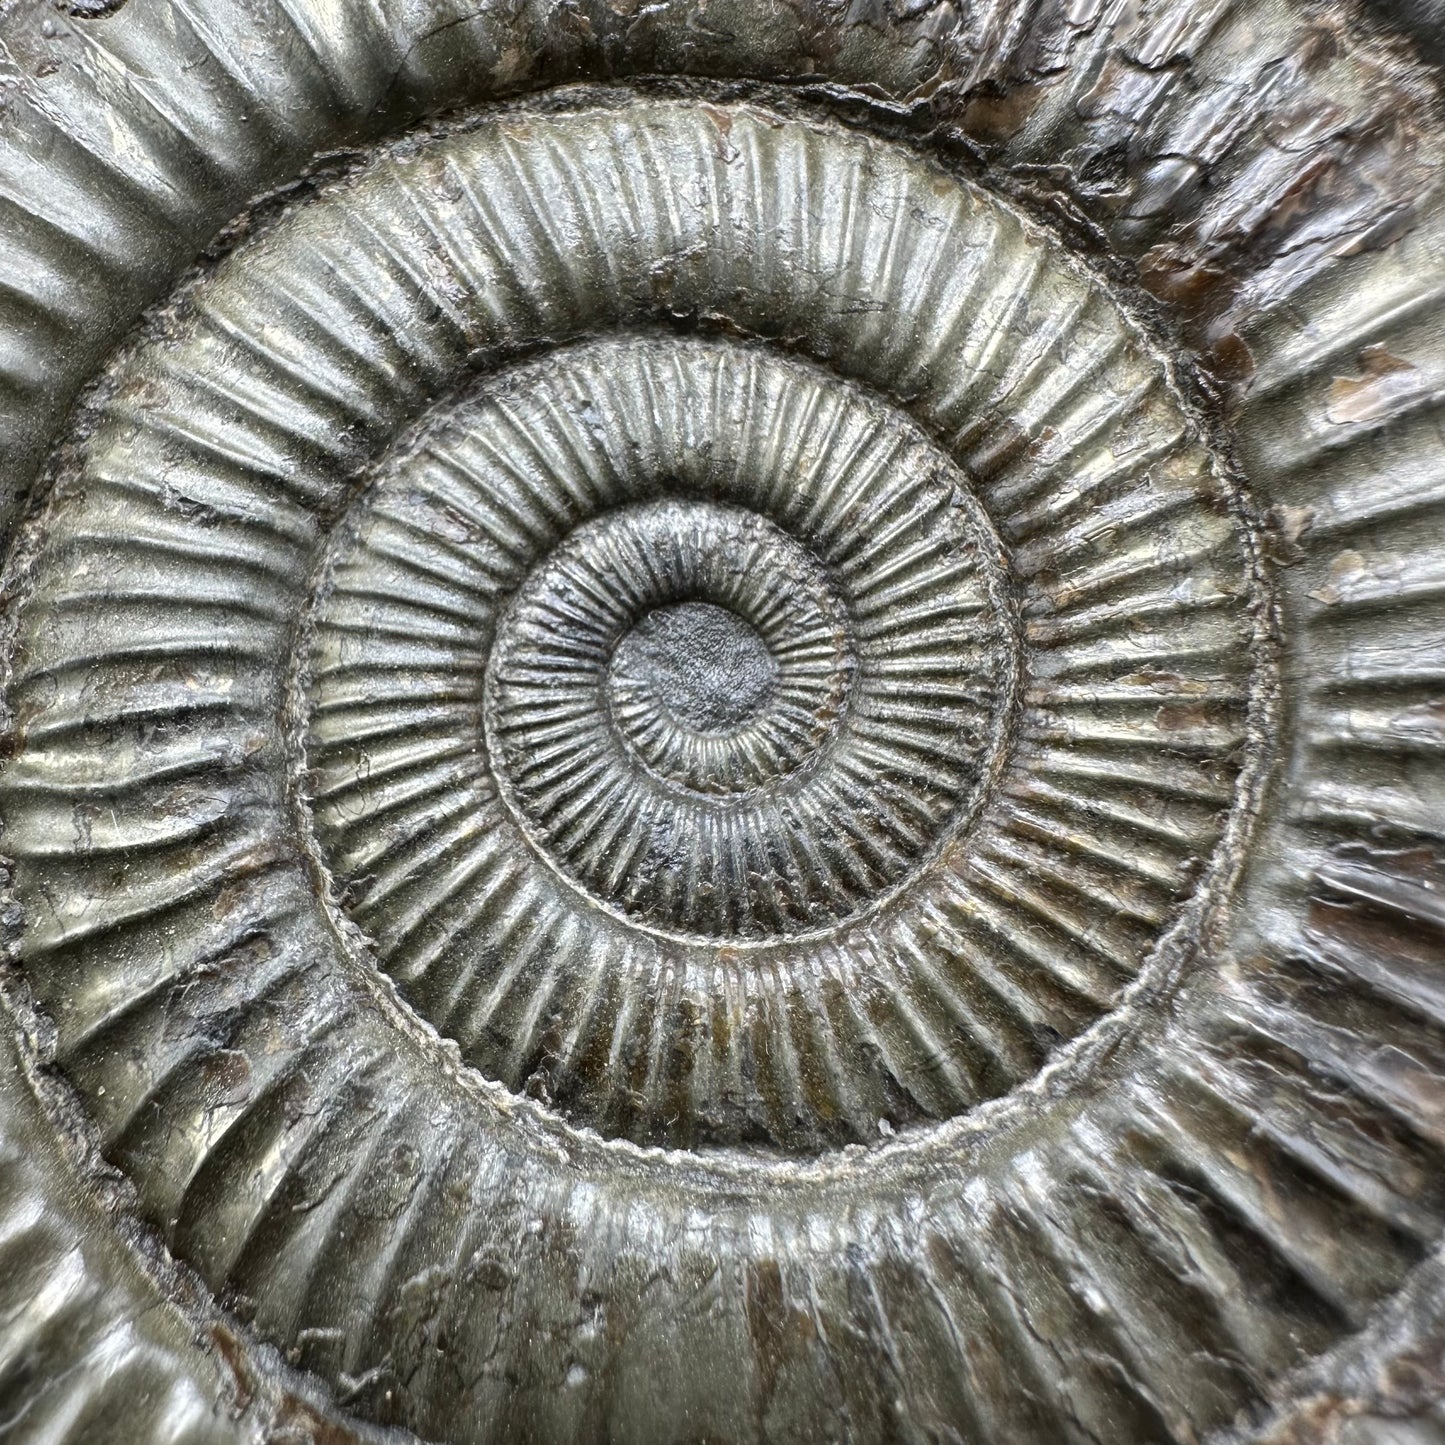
<box><xmin>0</xmin><ymin>1</ymin><xmax>1444</xmax><ymax>1443</ymax></box>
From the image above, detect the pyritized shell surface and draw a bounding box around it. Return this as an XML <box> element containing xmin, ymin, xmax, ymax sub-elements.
<box><xmin>296</xmin><ymin>303</ymin><xmax>1250</xmax><ymax>1149</ymax></box>
<box><xmin>1</xmin><ymin>1</ymin><xmax>1445</xmax><ymax>1443</ymax></box>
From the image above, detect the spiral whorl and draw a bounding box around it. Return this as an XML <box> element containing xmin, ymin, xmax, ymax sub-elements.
<box><xmin>0</xmin><ymin>7</ymin><xmax>1441</xmax><ymax>1440</ymax></box>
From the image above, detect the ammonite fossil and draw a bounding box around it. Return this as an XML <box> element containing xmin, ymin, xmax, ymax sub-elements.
<box><xmin>1</xmin><ymin>0</ymin><xmax>1444</xmax><ymax>1440</ymax></box>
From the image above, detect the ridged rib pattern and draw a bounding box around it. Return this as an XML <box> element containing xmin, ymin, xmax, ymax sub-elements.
<box><xmin>0</xmin><ymin>0</ymin><xmax>1440</xmax><ymax>1439</ymax></box>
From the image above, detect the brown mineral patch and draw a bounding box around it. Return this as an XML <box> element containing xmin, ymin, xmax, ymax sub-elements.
<box><xmin>1155</xmin><ymin>701</ymin><xmax>1214</xmax><ymax>731</ymax></box>
<box><xmin>1123</xmin><ymin>669</ymin><xmax>1196</xmax><ymax>692</ymax></box>
<box><xmin>1137</xmin><ymin>247</ymin><xmax>1232</xmax><ymax>310</ymax></box>
<box><xmin>1264</xmin><ymin>504</ymin><xmax>1316</xmax><ymax>566</ymax></box>
<box><xmin>960</xmin><ymin>82</ymin><xmax>1046</xmax><ymax>145</ymax></box>
<box><xmin>1307</xmin><ymin>548</ymin><xmax>1368</xmax><ymax>606</ymax></box>
<box><xmin>268</xmin><ymin>1393</ymin><xmax>367</xmax><ymax>1445</ymax></box>
<box><xmin>1327</xmin><ymin>345</ymin><xmax>1421</xmax><ymax>425</ymax></box>
<box><xmin>965</xmin><ymin>416</ymin><xmax>1031</xmax><ymax>481</ymax></box>
<box><xmin>744</xmin><ymin>1257</ymin><xmax>816</xmax><ymax>1404</ymax></box>
<box><xmin>1209</xmin><ymin>327</ymin><xmax>1257</xmax><ymax>385</ymax></box>
<box><xmin>208</xmin><ymin>1322</ymin><xmax>256</xmax><ymax>1414</ymax></box>
<box><xmin>703</xmin><ymin>104</ymin><xmax>739</xmax><ymax>164</ymax></box>
<box><xmin>202</xmin><ymin>1049</ymin><xmax>254</xmax><ymax>1108</ymax></box>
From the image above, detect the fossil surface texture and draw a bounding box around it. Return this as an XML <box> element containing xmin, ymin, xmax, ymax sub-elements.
<box><xmin>0</xmin><ymin>0</ymin><xmax>1444</xmax><ymax>1441</ymax></box>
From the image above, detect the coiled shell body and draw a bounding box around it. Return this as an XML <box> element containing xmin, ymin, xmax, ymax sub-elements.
<box><xmin>0</xmin><ymin>1</ymin><xmax>1444</xmax><ymax>1442</ymax></box>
